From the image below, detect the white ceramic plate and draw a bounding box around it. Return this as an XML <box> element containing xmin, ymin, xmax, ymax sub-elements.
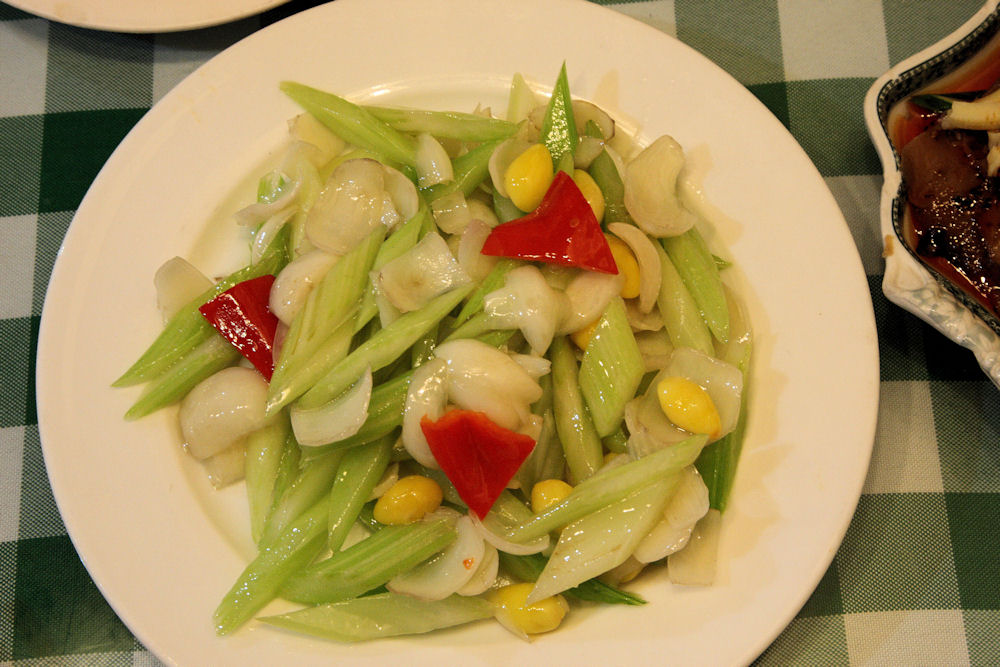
<box><xmin>5</xmin><ymin>0</ymin><xmax>288</xmax><ymax>32</ymax></box>
<box><xmin>36</xmin><ymin>0</ymin><xmax>879</xmax><ymax>664</ymax></box>
<box><xmin>865</xmin><ymin>0</ymin><xmax>1000</xmax><ymax>388</ymax></box>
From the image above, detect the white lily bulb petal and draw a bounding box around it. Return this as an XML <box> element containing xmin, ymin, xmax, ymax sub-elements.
<box><xmin>387</xmin><ymin>514</ymin><xmax>485</xmax><ymax>600</ymax></box>
<box><xmin>290</xmin><ymin>366</ymin><xmax>373</xmax><ymax>447</ymax></box>
<box><xmin>662</xmin><ymin>347</ymin><xmax>743</xmax><ymax>437</ymax></box>
<box><xmin>433</xmin><ymin>339</ymin><xmax>542</xmax><ymax>431</ymax></box>
<box><xmin>154</xmin><ymin>256</ymin><xmax>212</xmax><ymax>324</ymax></box>
<box><xmin>179</xmin><ymin>367</ymin><xmax>270</xmax><ymax>460</ymax></box>
<box><xmin>416</xmin><ymin>132</ymin><xmax>454</xmax><ymax>188</ymax></box>
<box><xmin>287</xmin><ymin>113</ymin><xmax>346</xmax><ymax>165</ymax></box>
<box><xmin>457</xmin><ymin>218</ymin><xmax>498</xmax><ymax>283</ymax></box>
<box><xmin>488</xmin><ymin>133</ymin><xmax>535</xmax><ymax>199</ymax></box>
<box><xmin>430</xmin><ymin>190</ymin><xmax>471</xmax><ymax>235</ymax></box>
<box><xmin>201</xmin><ymin>441</ymin><xmax>247</xmax><ymax>490</ymax></box>
<box><xmin>305</xmin><ymin>158</ymin><xmax>388</xmax><ymax>255</ymax></box>
<box><xmin>623</xmin><ymin>135</ymin><xmax>697</xmax><ymax>238</ymax></box>
<box><xmin>375</xmin><ymin>231</ymin><xmax>471</xmax><ymax>313</ymax></box>
<box><xmin>557</xmin><ymin>269</ymin><xmax>624</xmax><ymax>335</ymax></box>
<box><xmin>456</xmin><ymin>543</ymin><xmax>499</xmax><ymax>596</ymax></box>
<box><xmin>484</xmin><ymin>265</ymin><xmax>567</xmax><ymax>355</ymax></box>
<box><xmin>467</xmin><ymin>197</ymin><xmax>499</xmax><ymax>228</ymax></box>
<box><xmin>401</xmin><ymin>358</ymin><xmax>449</xmax><ymax>468</ymax></box>
<box><xmin>608</xmin><ymin>222</ymin><xmax>662</xmax><ymax>314</ymax></box>
<box><xmin>633</xmin><ymin>465</ymin><xmax>710</xmax><ymax>563</ymax></box>
<box><xmin>233</xmin><ymin>178</ymin><xmax>300</xmax><ymax>228</ymax></box>
<box><xmin>268</xmin><ymin>249</ymin><xmax>338</xmax><ymax>326</ymax></box>
<box><xmin>250</xmin><ymin>207</ymin><xmax>296</xmax><ymax>265</ymax></box>
<box><xmin>381</xmin><ymin>164</ymin><xmax>419</xmax><ymax>222</ymax></box>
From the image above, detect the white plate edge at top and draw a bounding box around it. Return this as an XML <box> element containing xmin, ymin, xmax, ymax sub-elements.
<box><xmin>5</xmin><ymin>0</ymin><xmax>289</xmax><ymax>32</ymax></box>
<box><xmin>36</xmin><ymin>0</ymin><xmax>879</xmax><ymax>665</ymax></box>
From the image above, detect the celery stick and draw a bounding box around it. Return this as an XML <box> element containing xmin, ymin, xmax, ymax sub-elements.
<box><xmin>506</xmin><ymin>72</ymin><xmax>538</xmax><ymax>124</ymax></box>
<box><xmin>114</xmin><ymin>226</ymin><xmax>289</xmax><ymax>387</ymax></box>
<box><xmin>506</xmin><ymin>434</ymin><xmax>707</xmax><ymax>542</ymax></box>
<box><xmin>245</xmin><ymin>413</ymin><xmax>293</xmax><ymax>544</ymax></box>
<box><xmin>213</xmin><ymin>498</ymin><xmax>328</xmax><ymax>635</ymax></box>
<box><xmin>327</xmin><ymin>436</ymin><xmax>393</xmax><ymax>552</ymax></box>
<box><xmin>550</xmin><ymin>336</ymin><xmax>603</xmax><ymax>483</ymax></box>
<box><xmin>514</xmin><ymin>408</ymin><xmax>564</xmax><ymax>493</ymax></box>
<box><xmin>589</xmin><ymin>149</ymin><xmax>631</xmax><ymax>226</ymax></box>
<box><xmin>280</xmin><ymin>82</ymin><xmax>417</xmax><ymax>168</ymax></box>
<box><xmin>410</xmin><ymin>322</ymin><xmax>438</xmax><ymax>367</ymax></box>
<box><xmin>298</xmin><ymin>369</ymin><xmax>414</xmax><ymax>460</ymax></box>
<box><xmin>497</xmin><ymin>552</ymin><xmax>646</xmax><ymax>606</ymax></box>
<box><xmin>421</xmin><ymin>140</ymin><xmax>502</xmax><ymax>202</ymax></box>
<box><xmin>364</xmin><ymin>106</ymin><xmax>517</xmax><ymax>142</ymax></box>
<box><xmin>662</xmin><ymin>228</ymin><xmax>729</xmax><ymax>343</ymax></box>
<box><xmin>655</xmin><ymin>243</ymin><xmax>714</xmax><ymax>355</ymax></box>
<box><xmin>541</xmin><ymin>62</ymin><xmax>578</xmax><ymax>167</ymax></box>
<box><xmin>492</xmin><ymin>192</ymin><xmax>523</xmax><ymax>223</ymax></box>
<box><xmin>529</xmin><ymin>476</ymin><xmax>673</xmax><ymax>602</ymax></box>
<box><xmin>579</xmin><ymin>297</ymin><xmax>644</xmax><ymax>438</ymax></box>
<box><xmin>280</xmin><ymin>518</ymin><xmax>457</xmax><ymax>604</ymax></box>
<box><xmin>297</xmin><ymin>285</ymin><xmax>473</xmax><ymax>410</ymax></box>
<box><xmin>267</xmin><ymin>318</ymin><xmax>354</xmax><ymax>417</ymax></box>
<box><xmin>453</xmin><ymin>257</ymin><xmax>518</xmax><ymax>326</ymax></box>
<box><xmin>259</xmin><ymin>449</ymin><xmax>345</xmax><ymax>549</ymax></box>
<box><xmin>260</xmin><ymin>592</ymin><xmax>492</xmax><ymax>643</ymax></box>
<box><xmin>602</xmin><ymin>428</ymin><xmax>628</xmax><ymax>454</ymax></box>
<box><xmin>123</xmin><ymin>336</ymin><xmax>240</xmax><ymax>420</ymax></box>
<box><xmin>270</xmin><ymin>432</ymin><xmax>302</xmax><ymax>513</ymax></box>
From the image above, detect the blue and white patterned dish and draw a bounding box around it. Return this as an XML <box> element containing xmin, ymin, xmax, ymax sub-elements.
<box><xmin>865</xmin><ymin>0</ymin><xmax>1000</xmax><ymax>387</ymax></box>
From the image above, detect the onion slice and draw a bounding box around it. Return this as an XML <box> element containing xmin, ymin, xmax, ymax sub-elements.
<box><xmin>484</xmin><ymin>265</ymin><xmax>567</xmax><ymax>355</ymax></box>
<box><xmin>374</xmin><ymin>231</ymin><xmax>471</xmax><ymax>312</ymax></box>
<box><xmin>667</xmin><ymin>509</ymin><xmax>721</xmax><ymax>586</ymax></box>
<box><xmin>387</xmin><ymin>513</ymin><xmax>485</xmax><ymax>601</ymax></box>
<box><xmin>556</xmin><ymin>269</ymin><xmax>623</xmax><ymax>335</ymax></box>
<box><xmin>305</xmin><ymin>159</ymin><xmax>394</xmax><ymax>255</ymax></box>
<box><xmin>632</xmin><ymin>465</ymin><xmax>709</xmax><ymax>563</ymax></box>
<box><xmin>401</xmin><ymin>358</ymin><xmax>449</xmax><ymax>468</ymax></box>
<box><xmin>608</xmin><ymin>222</ymin><xmax>662</xmax><ymax>313</ymax></box>
<box><xmin>154</xmin><ymin>256</ymin><xmax>212</xmax><ymax>323</ymax></box>
<box><xmin>268</xmin><ymin>249</ymin><xmax>338</xmax><ymax>326</ymax></box>
<box><xmin>290</xmin><ymin>366</ymin><xmax>373</xmax><ymax>447</ymax></box>
<box><xmin>179</xmin><ymin>367</ymin><xmax>270</xmax><ymax>460</ymax></box>
<box><xmin>416</xmin><ymin>132</ymin><xmax>454</xmax><ymax>188</ymax></box>
<box><xmin>623</xmin><ymin>135</ymin><xmax>697</xmax><ymax>237</ymax></box>
<box><xmin>457</xmin><ymin>218</ymin><xmax>498</xmax><ymax>282</ymax></box>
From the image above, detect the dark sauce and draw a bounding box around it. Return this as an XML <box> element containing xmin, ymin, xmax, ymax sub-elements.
<box><xmin>891</xmin><ymin>40</ymin><xmax>1000</xmax><ymax>317</ymax></box>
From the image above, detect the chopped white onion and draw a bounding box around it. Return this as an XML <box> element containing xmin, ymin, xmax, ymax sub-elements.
<box><xmin>381</xmin><ymin>164</ymin><xmax>419</xmax><ymax>223</ymax></box>
<box><xmin>401</xmin><ymin>358</ymin><xmax>449</xmax><ymax>469</ymax></box>
<box><xmin>625</xmin><ymin>299</ymin><xmax>664</xmax><ymax>332</ymax></box>
<box><xmin>289</xmin><ymin>367</ymin><xmax>373</xmax><ymax>447</ymax></box>
<box><xmin>234</xmin><ymin>178</ymin><xmax>300</xmax><ymax>228</ymax></box>
<box><xmin>268</xmin><ymin>249</ymin><xmax>338</xmax><ymax>326</ymax></box>
<box><xmin>251</xmin><ymin>207</ymin><xmax>296</xmax><ymax>265</ymax></box>
<box><xmin>416</xmin><ymin>132</ymin><xmax>454</xmax><ymax>188</ymax></box>
<box><xmin>667</xmin><ymin>509</ymin><xmax>721</xmax><ymax>586</ymax></box>
<box><xmin>456</xmin><ymin>218</ymin><xmax>498</xmax><ymax>283</ymax></box>
<box><xmin>179</xmin><ymin>367</ymin><xmax>270</xmax><ymax>460</ymax></box>
<box><xmin>556</xmin><ymin>269</ymin><xmax>624</xmax><ymax>335</ymax></box>
<box><xmin>387</xmin><ymin>514</ymin><xmax>485</xmax><ymax>601</ymax></box>
<box><xmin>572</xmin><ymin>100</ymin><xmax>616</xmax><ymax>141</ymax></box>
<box><xmin>374</xmin><ymin>231</ymin><xmax>470</xmax><ymax>313</ymax></box>
<box><xmin>608</xmin><ymin>222</ymin><xmax>662</xmax><ymax>314</ymax></box>
<box><xmin>623</xmin><ymin>135</ymin><xmax>697</xmax><ymax>237</ymax></box>
<box><xmin>484</xmin><ymin>265</ymin><xmax>568</xmax><ymax>355</ymax></box>
<box><xmin>469</xmin><ymin>510</ymin><xmax>549</xmax><ymax>556</ymax></box>
<box><xmin>153</xmin><ymin>256</ymin><xmax>212</xmax><ymax>323</ymax></box>
<box><xmin>288</xmin><ymin>113</ymin><xmax>346</xmax><ymax>165</ymax></box>
<box><xmin>467</xmin><ymin>197</ymin><xmax>499</xmax><ymax>228</ymax></box>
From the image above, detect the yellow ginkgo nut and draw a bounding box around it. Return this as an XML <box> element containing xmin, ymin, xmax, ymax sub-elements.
<box><xmin>606</xmin><ymin>235</ymin><xmax>641</xmax><ymax>299</ymax></box>
<box><xmin>504</xmin><ymin>143</ymin><xmax>553</xmax><ymax>212</ymax></box>
<box><xmin>573</xmin><ymin>169</ymin><xmax>606</xmax><ymax>222</ymax></box>
<box><xmin>656</xmin><ymin>375</ymin><xmax>722</xmax><ymax>437</ymax></box>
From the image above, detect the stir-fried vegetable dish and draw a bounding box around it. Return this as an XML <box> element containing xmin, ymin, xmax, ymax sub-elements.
<box><xmin>115</xmin><ymin>64</ymin><xmax>752</xmax><ymax>643</ymax></box>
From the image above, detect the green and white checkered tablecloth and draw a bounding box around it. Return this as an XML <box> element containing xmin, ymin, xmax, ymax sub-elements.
<box><xmin>2</xmin><ymin>0</ymin><xmax>999</xmax><ymax>664</ymax></box>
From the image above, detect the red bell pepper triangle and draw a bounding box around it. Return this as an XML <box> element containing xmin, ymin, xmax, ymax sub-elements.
<box><xmin>198</xmin><ymin>274</ymin><xmax>279</xmax><ymax>381</ymax></box>
<box><xmin>480</xmin><ymin>170</ymin><xmax>618</xmax><ymax>274</ymax></box>
<box><xmin>420</xmin><ymin>409</ymin><xmax>536</xmax><ymax>519</ymax></box>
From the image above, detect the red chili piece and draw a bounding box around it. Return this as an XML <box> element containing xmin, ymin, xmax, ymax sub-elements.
<box><xmin>420</xmin><ymin>409</ymin><xmax>536</xmax><ymax>519</ymax></box>
<box><xmin>480</xmin><ymin>170</ymin><xmax>618</xmax><ymax>274</ymax></box>
<box><xmin>198</xmin><ymin>274</ymin><xmax>278</xmax><ymax>380</ymax></box>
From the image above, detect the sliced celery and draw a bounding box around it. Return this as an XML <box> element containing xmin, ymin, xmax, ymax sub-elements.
<box><xmin>245</xmin><ymin>413</ymin><xmax>293</xmax><ymax>544</ymax></box>
<box><xmin>452</xmin><ymin>257</ymin><xmax>518</xmax><ymax>326</ymax></box>
<box><xmin>662</xmin><ymin>228</ymin><xmax>730</xmax><ymax>343</ymax></box>
<box><xmin>497</xmin><ymin>552</ymin><xmax>645</xmax><ymax>606</ymax></box>
<box><xmin>655</xmin><ymin>243</ymin><xmax>714</xmax><ymax>355</ymax></box>
<box><xmin>514</xmin><ymin>408</ymin><xmax>564</xmax><ymax>493</ymax></box>
<box><xmin>354</xmin><ymin>207</ymin><xmax>427</xmax><ymax>333</ymax></box>
<box><xmin>259</xmin><ymin>449</ymin><xmax>345</xmax><ymax>549</ymax></box>
<box><xmin>260</xmin><ymin>592</ymin><xmax>492</xmax><ymax>643</ymax></box>
<box><xmin>550</xmin><ymin>336</ymin><xmax>603</xmax><ymax>483</ymax></box>
<box><xmin>114</xmin><ymin>226</ymin><xmax>289</xmax><ymax>388</ymax></box>
<box><xmin>364</xmin><ymin>105</ymin><xmax>517</xmax><ymax>142</ymax></box>
<box><xmin>326</xmin><ymin>435</ymin><xmax>393</xmax><ymax>552</ymax></box>
<box><xmin>421</xmin><ymin>139</ymin><xmax>503</xmax><ymax>202</ymax></box>
<box><xmin>529</xmin><ymin>476</ymin><xmax>673</xmax><ymax>602</ymax></box>
<box><xmin>602</xmin><ymin>428</ymin><xmax>628</xmax><ymax>454</ymax></box>
<box><xmin>213</xmin><ymin>498</ymin><xmax>328</xmax><ymax>635</ymax></box>
<box><xmin>506</xmin><ymin>72</ymin><xmax>537</xmax><ymax>124</ymax></box>
<box><xmin>280</xmin><ymin>82</ymin><xmax>417</xmax><ymax>168</ymax></box>
<box><xmin>541</xmin><ymin>62</ymin><xmax>578</xmax><ymax>167</ymax></box>
<box><xmin>280</xmin><ymin>518</ymin><xmax>457</xmax><ymax>604</ymax></box>
<box><xmin>297</xmin><ymin>284</ymin><xmax>473</xmax><ymax>410</ymax></box>
<box><xmin>589</xmin><ymin>149</ymin><xmax>631</xmax><ymax>226</ymax></box>
<box><xmin>506</xmin><ymin>434</ymin><xmax>707</xmax><ymax>542</ymax></box>
<box><xmin>123</xmin><ymin>336</ymin><xmax>240</xmax><ymax>420</ymax></box>
<box><xmin>579</xmin><ymin>297</ymin><xmax>644</xmax><ymax>437</ymax></box>
<box><xmin>267</xmin><ymin>318</ymin><xmax>354</xmax><ymax>417</ymax></box>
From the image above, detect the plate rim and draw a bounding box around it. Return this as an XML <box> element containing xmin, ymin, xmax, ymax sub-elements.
<box><xmin>4</xmin><ymin>0</ymin><xmax>289</xmax><ymax>32</ymax></box>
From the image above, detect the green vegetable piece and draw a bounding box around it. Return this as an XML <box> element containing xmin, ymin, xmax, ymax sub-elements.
<box><xmin>280</xmin><ymin>81</ymin><xmax>417</xmax><ymax>168</ymax></box>
<box><xmin>422</xmin><ymin>140</ymin><xmax>503</xmax><ymax>202</ymax></box>
<box><xmin>655</xmin><ymin>242</ymin><xmax>714</xmax><ymax>355</ymax></box>
<box><xmin>662</xmin><ymin>228</ymin><xmax>730</xmax><ymax>343</ymax></box>
<box><xmin>541</xmin><ymin>62</ymin><xmax>578</xmax><ymax>167</ymax></box>
<box><xmin>259</xmin><ymin>592</ymin><xmax>492</xmax><ymax>643</ymax></box>
<box><xmin>326</xmin><ymin>436</ymin><xmax>393</xmax><ymax>552</ymax></box>
<box><xmin>364</xmin><ymin>105</ymin><xmax>517</xmax><ymax>142</ymax></box>
<box><xmin>498</xmin><ymin>548</ymin><xmax>646</xmax><ymax>606</ymax></box>
<box><xmin>259</xmin><ymin>449</ymin><xmax>345</xmax><ymax>549</ymax></box>
<box><xmin>588</xmin><ymin>149</ymin><xmax>631</xmax><ymax>226</ymax></box>
<box><xmin>245</xmin><ymin>413</ymin><xmax>294</xmax><ymax>544</ymax></box>
<box><xmin>550</xmin><ymin>336</ymin><xmax>604</xmax><ymax>483</ymax></box>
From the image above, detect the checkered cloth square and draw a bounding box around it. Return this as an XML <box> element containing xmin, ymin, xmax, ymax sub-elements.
<box><xmin>2</xmin><ymin>0</ymin><xmax>998</xmax><ymax>664</ymax></box>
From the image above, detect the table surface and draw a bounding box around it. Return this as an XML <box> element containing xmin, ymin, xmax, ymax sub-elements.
<box><xmin>2</xmin><ymin>0</ymin><xmax>999</xmax><ymax>665</ymax></box>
